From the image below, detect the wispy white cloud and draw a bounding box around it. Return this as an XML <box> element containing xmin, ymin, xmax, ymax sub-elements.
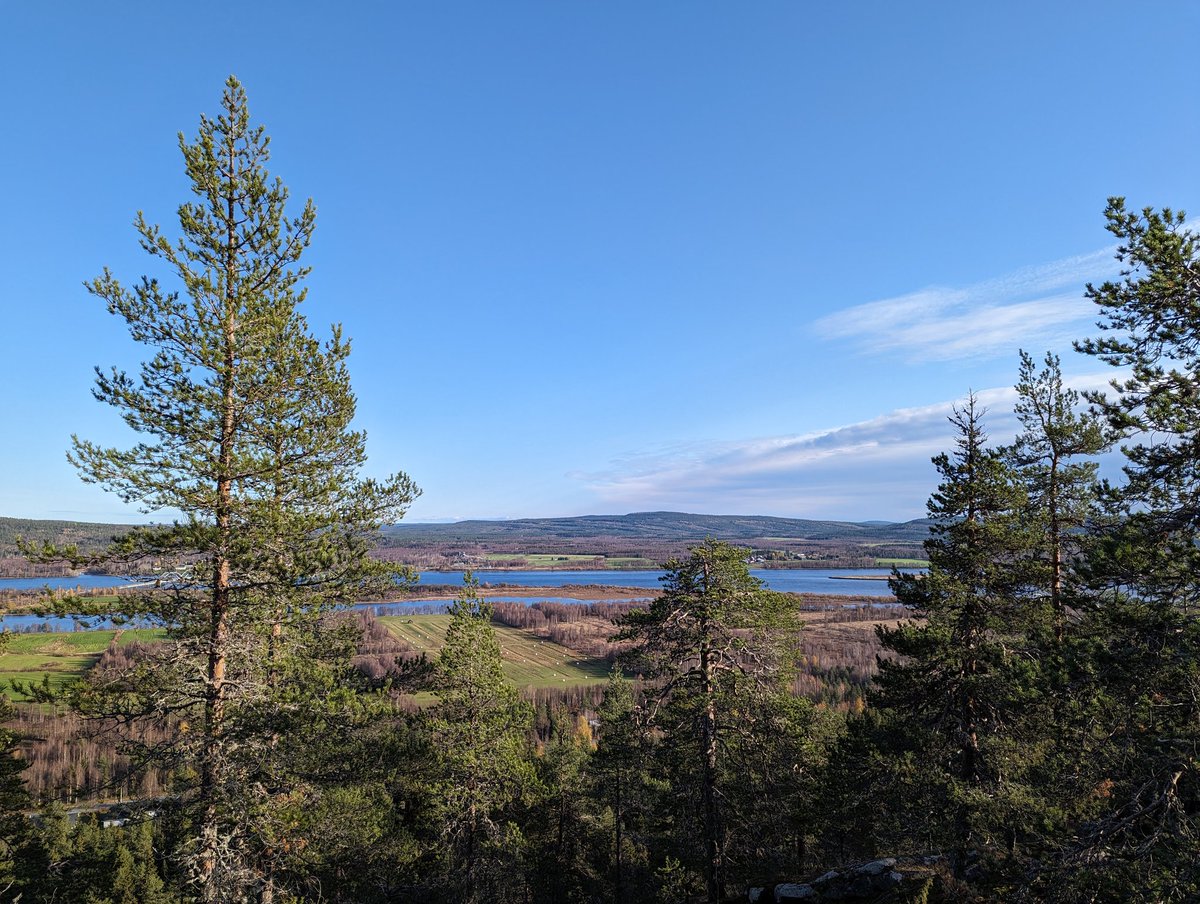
<box><xmin>576</xmin><ymin>374</ymin><xmax>1118</xmax><ymax>521</ymax></box>
<box><xmin>815</xmin><ymin>247</ymin><xmax>1122</xmax><ymax>362</ymax></box>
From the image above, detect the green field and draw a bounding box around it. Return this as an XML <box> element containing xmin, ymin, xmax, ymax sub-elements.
<box><xmin>483</xmin><ymin>553</ymin><xmax>600</xmax><ymax>567</ymax></box>
<box><xmin>0</xmin><ymin>617</ymin><xmax>613</xmax><ymax>701</ymax></box>
<box><xmin>0</xmin><ymin>629</ymin><xmax>163</xmax><ymax>699</ymax></box>
<box><xmin>380</xmin><ymin>615</ymin><xmax>611</xmax><ymax>688</ymax></box>
<box><xmin>479</xmin><ymin>553</ymin><xmax>655</xmax><ymax>569</ymax></box>
<box><xmin>873</xmin><ymin>558</ymin><xmax>929</xmax><ymax>567</ymax></box>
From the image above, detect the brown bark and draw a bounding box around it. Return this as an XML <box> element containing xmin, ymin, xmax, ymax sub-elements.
<box><xmin>198</xmin><ymin>127</ymin><xmax>239</xmax><ymax>902</ymax></box>
<box><xmin>954</xmin><ymin>648</ymin><xmax>981</xmax><ymax>880</ymax></box>
<box><xmin>699</xmin><ymin>576</ymin><xmax>724</xmax><ymax>904</ymax></box>
<box><xmin>613</xmin><ymin>768</ymin><xmax>624</xmax><ymax>904</ymax></box>
<box><xmin>1049</xmin><ymin>453</ymin><xmax>1064</xmax><ymax>645</ymax></box>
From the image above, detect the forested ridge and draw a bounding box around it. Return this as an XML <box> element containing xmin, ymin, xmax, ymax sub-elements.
<box><xmin>2</xmin><ymin>81</ymin><xmax>1199</xmax><ymax>903</ymax></box>
<box><xmin>2</xmin><ymin>512</ymin><xmax>930</xmax><ymax>554</ymax></box>
<box><xmin>378</xmin><ymin>512</ymin><xmax>932</xmax><ymax>544</ymax></box>
<box><xmin>0</xmin><ymin>519</ymin><xmax>132</xmax><ymax>557</ymax></box>
<box><xmin>1</xmin><ymin>511</ymin><xmax>930</xmax><ymax>575</ymax></box>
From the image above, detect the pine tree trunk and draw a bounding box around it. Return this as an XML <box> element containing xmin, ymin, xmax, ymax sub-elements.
<box><xmin>199</xmin><ymin>139</ymin><xmax>240</xmax><ymax>900</ymax></box>
<box><xmin>954</xmin><ymin>670</ymin><xmax>981</xmax><ymax>880</ymax></box>
<box><xmin>1049</xmin><ymin>456</ymin><xmax>1064</xmax><ymax>644</ymax></box>
<box><xmin>614</xmin><ymin>768</ymin><xmax>624</xmax><ymax>904</ymax></box>
<box><xmin>701</xmin><ymin>631</ymin><xmax>724</xmax><ymax>904</ymax></box>
<box><xmin>199</xmin><ymin>555</ymin><xmax>230</xmax><ymax>899</ymax></box>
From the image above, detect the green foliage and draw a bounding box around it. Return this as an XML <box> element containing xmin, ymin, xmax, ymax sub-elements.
<box><xmin>1058</xmin><ymin>199</ymin><xmax>1200</xmax><ymax>900</ymax></box>
<box><xmin>587</xmin><ymin>670</ymin><xmax>654</xmax><ymax>901</ymax></box>
<box><xmin>1006</xmin><ymin>349</ymin><xmax>1108</xmax><ymax>642</ymax></box>
<box><xmin>814</xmin><ymin>708</ymin><xmax>927</xmax><ymax>865</ymax></box>
<box><xmin>0</xmin><ymin>691</ymin><xmax>39</xmax><ymax>896</ymax></box>
<box><xmin>1</xmin><ymin>516</ymin><xmax>131</xmax><ymax>557</ymax></box>
<box><xmin>421</xmin><ymin>573</ymin><xmax>538</xmax><ymax>901</ymax></box>
<box><xmin>524</xmin><ymin>707</ymin><xmax>599</xmax><ymax>902</ymax></box>
<box><xmin>614</xmin><ymin>539</ymin><xmax>808</xmax><ymax>903</ymax></box>
<box><xmin>54</xmin><ymin>76</ymin><xmax>418</xmax><ymax>902</ymax></box>
<box><xmin>877</xmin><ymin>396</ymin><xmax>1046</xmax><ymax>878</ymax></box>
<box><xmin>615</xmin><ymin>539</ymin><xmax>802</xmax><ymax>691</ymax></box>
<box><xmin>380</xmin><ymin>614</ymin><xmax>611</xmax><ymax>688</ymax></box>
<box><xmin>25</xmin><ymin>814</ymin><xmax>182</xmax><ymax>904</ymax></box>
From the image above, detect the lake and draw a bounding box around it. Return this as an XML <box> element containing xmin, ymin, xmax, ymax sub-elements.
<box><xmin>0</xmin><ymin>568</ymin><xmax>902</xmax><ymax>597</ymax></box>
<box><xmin>0</xmin><ymin>567</ymin><xmax>907</xmax><ymax>629</ymax></box>
<box><xmin>0</xmin><ymin>575</ymin><xmax>155</xmax><ymax>592</ymax></box>
<box><xmin>418</xmin><ymin>568</ymin><xmax>902</xmax><ymax>596</ymax></box>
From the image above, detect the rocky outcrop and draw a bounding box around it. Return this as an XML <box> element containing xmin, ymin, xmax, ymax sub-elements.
<box><xmin>748</xmin><ymin>856</ymin><xmax>955</xmax><ymax>903</ymax></box>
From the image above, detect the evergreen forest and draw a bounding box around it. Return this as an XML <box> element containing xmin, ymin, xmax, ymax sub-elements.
<box><xmin>2</xmin><ymin>79</ymin><xmax>1199</xmax><ymax>904</ymax></box>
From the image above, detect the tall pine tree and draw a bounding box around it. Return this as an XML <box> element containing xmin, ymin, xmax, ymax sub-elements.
<box><xmin>0</xmin><ymin>688</ymin><xmax>37</xmax><ymax>899</ymax></box>
<box><xmin>1066</xmin><ymin>199</ymin><xmax>1200</xmax><ymax>899</ymax></box>
<box><xmin>995</xmin><ymin>352</ymin><xmax>1109</xmax><ymax>886</ymax></box>
<box><xmin>1006</xmin><ymin>350</ymin><xmax>1108</xmax><ymax>644</ymax></box>
<box><xmin>588</xmin><ymin>670</ymin><xmax>649</xmax><ymax>903</ymax></box>
<box><xmin>876</xmin><ymin>395</ymin><xmax>1041</xmax><ymax>880</ymax></box>
<box><xmin>60</xmin><ymin>77</ymin><xmax>418</xmax><ymax>902</ymax></box>
<box><xmin>423</xmin><ymin>574</ymin><xmax>537</xmax><ymax>902</ymax></box>
<box><xmin>613</xmin><ymin>539</ymin><xmax>803</xmax><ymax>904</ymax></box>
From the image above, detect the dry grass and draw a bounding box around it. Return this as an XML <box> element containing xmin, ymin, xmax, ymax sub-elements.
<box><xmin>381</xmin><ymin>615</ymin><xmax>612</xmax><ymax>688</ymax></box>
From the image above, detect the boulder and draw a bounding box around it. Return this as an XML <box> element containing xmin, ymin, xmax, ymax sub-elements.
<box><xmin>773</xmin><ymin>883</ymin><xmax>817</xmax><ymax>901</ymax></box>
<box><xmin>850</xmin><ymin>858</ymin><xmax>896</xmax><ymax>877</ymax></box>
<box><xmin>754</xmin><ymin>856</ymin><xmax>931</xmax><ymax>902</ymax></box>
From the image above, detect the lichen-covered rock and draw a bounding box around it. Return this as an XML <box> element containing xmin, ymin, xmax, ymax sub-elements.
<box><xmin>752</xmin><ymin>856</ymin><xmax>949</xmax><ymax>902</ymax></box>
<box><xmin>773</xmin><ymin>883</ymin><xmax>817</xmax><ymax>902</ymax></box>
<box><xmin>851</xmin><ymin>858</ymin><xmax>896</xmax><ymax>877</ymax></box>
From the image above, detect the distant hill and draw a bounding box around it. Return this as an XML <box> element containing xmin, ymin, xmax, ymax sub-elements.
<box><xmin>0</xmin><ymin>517</ymin><xmax>135</xmax><ymax>556</ymax></box>
<box><xmin>1</xmin><ymin>511</ymin><xmax>933</xmax><ymax>559</ymax></box>
<box><xmin>380</xmin><ymin>511</ymin><xmax>931</xmax><ymax>545</ymax></box>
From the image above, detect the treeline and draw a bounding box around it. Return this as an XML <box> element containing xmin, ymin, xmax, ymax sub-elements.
<box><xmin>0</xmin><ymin>557</ymin><xmax>86</xmax><ymax>580</ymax></box>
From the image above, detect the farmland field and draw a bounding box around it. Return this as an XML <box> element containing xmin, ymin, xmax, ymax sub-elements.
<box><xmin>483</xmin><ymin>553</ymin><xmax>600</xmax><ymax>567</ymax></box>
<box><xmin>479</xmin><ymin>552</ymin><xmax>657</xmax><ymax>569</ymax></box>
<box><xmin>0</xmin><ymin>628</ymin><xmax>162</xmax><ymax>699</ymax></box>
<box><xmin>380</xmin><ymin>614</ymin><xmax>611</xmax><ymax>688</ymax></box>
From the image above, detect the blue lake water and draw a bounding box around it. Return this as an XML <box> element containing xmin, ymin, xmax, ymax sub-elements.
<box><xmin>0</xmin><ymin>568</ymin><xmax>906</xmax><ymax>630</ymax></box>
<box><xmin>419</xmin><ymin>568</ymin><xmax>902</xmax><ymax>597</ymax></box>
<box><xmin>0</xmin><ymin>614</ymin><xmax>147</xmax><ymax>632</ymax></box>
<box><xmin>0</xmin><ymin>568</ymin><xmax>903</xmax><ymax>596</ymax></box>
<box><xmin>0</xmin><ymin>575</ymin><xmax>153</xmax><ymax>592</ymax></box>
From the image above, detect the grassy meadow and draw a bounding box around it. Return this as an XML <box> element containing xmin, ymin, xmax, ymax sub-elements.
<box><xmin>0</xmin><ymin>616</ymin><xmax>613</xmax><ymax>703</ymax></box>
<box><xmin>481</xmin><ymin>552</ymin><xmax>657</xmax><ymax>569</ymax></box>
<box><xmin>0</xmin><ymin>628</ymin><xmax>162</xmax><ymax>699</ymax></box>
<box><xmin>381</xmin><ymin>614</ymin><xmax>611</xmax><ymax>688</ymax></box>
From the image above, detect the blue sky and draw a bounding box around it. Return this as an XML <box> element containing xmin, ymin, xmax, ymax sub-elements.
<box><xmin>1</xmin><ymin>2</ymin><xmax>1196</xmax><ymax>524</ymax></box>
